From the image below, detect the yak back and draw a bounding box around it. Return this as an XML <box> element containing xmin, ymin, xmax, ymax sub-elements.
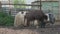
<box><xmin>24</xmin><ymin>10</ymin><xmax>45</xmax><ymax>20</ymax></box>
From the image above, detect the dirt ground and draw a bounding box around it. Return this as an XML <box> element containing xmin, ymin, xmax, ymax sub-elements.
<box><xmin>0</xmin><ymin>26</ymin><xmax>60</xmax><ymax>34</ymax></box>
<box><xmin>0</xmin><ymin>22</ymin><xmax>60</xmax><ymax>34</ymax></box>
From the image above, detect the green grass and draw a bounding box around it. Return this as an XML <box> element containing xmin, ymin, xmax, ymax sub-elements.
<box><xmin>0</xmin><ymin>12</ymin><xmax>14</xmax><ymax>26</ymax></box>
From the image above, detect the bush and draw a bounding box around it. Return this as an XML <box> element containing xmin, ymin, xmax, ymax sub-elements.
<box><xmin>5</xmin><ymin>16</ymin><xmax>14</xmax><ymax>26</ymax></box>
<box><xmin>0</xmin><ymin>12</ymin><xmax>7</xmax><ymax>18</ymax></box>
<box><xmin>0</xmin><ymin>12</ymin><xmax>14</xmax><ymax>26</ymax></box>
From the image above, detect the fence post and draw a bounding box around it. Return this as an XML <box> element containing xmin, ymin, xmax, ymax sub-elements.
<box><xmin>0</xmin><ymin>2</ymin><xmax>2</xmax><ymax>8</ymax></box>
<box><xmin>0</xmin><ymin>1</ymin><xmax>2</xmax><ymax>12</ymax></box>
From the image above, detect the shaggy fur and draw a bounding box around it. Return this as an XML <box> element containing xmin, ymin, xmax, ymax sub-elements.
<box><xmin>14</xmin><ymin>11</ymin><xmax>26</xmax><ymax>27</ymax></box>
<box><xmin>24</xmin><ymin>10</ymin><xmax>48</xmax><ymax>28</ymax></box>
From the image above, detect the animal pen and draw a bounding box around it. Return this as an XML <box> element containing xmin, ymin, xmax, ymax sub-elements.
<box><xmin>0</xmin><ymin>1</ymin><xmax>60</xmax><ymax>26</ymax></box>
<box><xmin>0</xmin><ymin>0</ymin><xmax>60</xmax><ymax>34</ymax></box>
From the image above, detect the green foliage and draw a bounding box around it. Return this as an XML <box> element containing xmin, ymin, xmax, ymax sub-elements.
<box><xmin>0</xmin><ymin>12</ymin><xmax>14</xmax><ymax>26</ymax></box>
<box><xmin>14</xmin><ymin>0</ymin><xmax>26</xmax><ymax>8</ymax></box>
<box><xmin>0</xmin><ymin>12</ymin><xmax>7</xmax><ymax>17</ymax></box>
<box><xmin>3</xmin><ymin>16</ymin><xmax>14</xmax><ymax>26</ymax></box>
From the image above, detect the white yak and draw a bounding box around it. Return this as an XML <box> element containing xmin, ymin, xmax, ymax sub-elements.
<box><xmin>14</xmin><ymin>11</ymin><xmax>26</xmax><ymax>27</ymax></box>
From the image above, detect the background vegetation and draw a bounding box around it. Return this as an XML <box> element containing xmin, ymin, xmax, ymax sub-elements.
<box><xmin>0</xmin><ymin>12</ymin><xmax>14</xmax><ymax>26</ymax></box>
<box><xmin>14</xmin><ymin>0</ymin><xmax>26</xmax><ymax>8</ymax></box>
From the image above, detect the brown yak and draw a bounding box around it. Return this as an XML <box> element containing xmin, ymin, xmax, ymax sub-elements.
<box><xmin>24</xmin><ymin>10</ymin><xmax>48</xmax><ymax>28</ymax></box>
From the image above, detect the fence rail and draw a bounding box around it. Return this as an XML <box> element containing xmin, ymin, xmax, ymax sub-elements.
<box><xmin>1</xmin><ymin>4</ymin><xmax>41</xmax><ymax>6</ymax></box>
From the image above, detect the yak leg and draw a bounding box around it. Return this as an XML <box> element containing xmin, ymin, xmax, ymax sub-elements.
<box><xmin>40</xmin><ymin>20</ymin><xmax>46</xmax><ymax>28</ymax></box>
<box><xmin>24</xmin><ymin>19</ymin><xmax>27</xmax><ymax>27</ymax></box>
<box><xmin>36</xmin><ymin>20</ymin><xmax>41</xmax><ymax>28</ymax></box>
<box><xmin>24</xmin><ymin>18</ymin><xmax>30</xmax><ymax>27</ymax></box>
<box><xmin>34</xmin><ymin>20</ymin><xmax>39</xmax><ymax>28</ymax></box>
<box><xmin>27</xmin><ymin>20</ymin><xmax>30</xmax><ymax>27</ymax></box>
<box><xmin>30</xmin><ymin>21</ymin><xmax>34</xmax><ymax>26</ymax></box>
